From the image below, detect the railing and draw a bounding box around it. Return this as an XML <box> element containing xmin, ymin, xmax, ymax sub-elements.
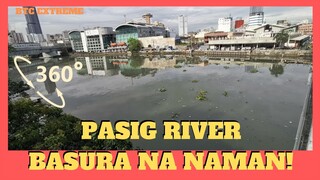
<box><xmin>293</xmin><ymin>70</ymin><xmax>312</xmax><ymax>150</ymax></box>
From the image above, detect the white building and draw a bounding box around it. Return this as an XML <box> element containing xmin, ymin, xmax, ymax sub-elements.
<box><xmin>248</xmin><ymin>7</ymin><xmax>265</xmax><ymax>27</ymax></box>
<box><xmin>178</xmin><ymin>15</ymin><xmax>188</xmax><ymax>37</ymax></box>
<box><xmin>84</xmin><ymin>27</ymin><xmax>115</xmax><ymax>52</ymax></box>
<box><xmin>217</xmin><ymin>17</ymin><xmax>233</xmax><ymax>32</ymax></box>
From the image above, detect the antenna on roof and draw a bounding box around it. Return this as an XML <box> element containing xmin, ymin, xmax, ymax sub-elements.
<box><xmin>124</xmin><ymin>15</ymin><xmax>127</xmax><ymax>23</ymax></box>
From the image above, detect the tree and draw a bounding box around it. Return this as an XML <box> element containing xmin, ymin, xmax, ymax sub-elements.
<box><xmin>8</xmin><ymin>45</ymin><xmax>15</xmax><ymax>67</ymax></box>
<box><xmin>8</xmin><ymin>80</ymin><xmax>133</xmax><ymax>150</ymax></box>
<box><xmin>127</xmin><ymin>38</ymin><xmax>142</xmax><ymax>53</ymax></box>
<box><xmin>8</xmin><ymin>79</ymin><xmax>30</xmax><ymax>97</ymax></box>
<box><xmin>273</xmin><ymin>30</ymin><xmax>289</xmax><ymax>48</ymax></box>
<box><xmin>269</xmin><ymin>64</ymin><xmax>284</xmax><ymax>77</ymax></box>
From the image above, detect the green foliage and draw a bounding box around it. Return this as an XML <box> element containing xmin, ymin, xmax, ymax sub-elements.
<box><xmin>249</xmin><ymin>68</ymin><xmax>259</xmax><ymax>73</ymax></box>
<box><xmin>129</xmin><ymin>55</ymin><xmax>144</xmax><ymax>67</ymax></box>
<box><xmin>9</xmin><ymin>99</ymin><xmax>133</xmax><ymax>150</ymax></box>
<box><xmin>269</xmin><ymin>64</ymin><xmax>284</xmax><ymax>77</ymax></box>
<box><xmin>196</xmin><ymin>90</ymin><xmax>208</xmax><ymax>101</ymax></box>
<box><xmin>127</xmin><ymin>38</ymin><xmax>142</xmax><ymax>53</ymax></box>
<box><xmin>8</xmin><ymin>45</ymin><xmax>15</xmax><ymax>67</ymax></box>
<box><xmin>273</xmin><ymin>30</ymin><xmax>289</xmax><ymax>48</ymax></box>
<box><xmin>8</xmin><ymin>79</ymin><xmax>30</xmax><ymax>97</ymax></box>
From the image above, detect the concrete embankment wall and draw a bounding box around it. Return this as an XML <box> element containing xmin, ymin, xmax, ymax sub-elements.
<box><xmin>70</xmin><ymin>49</ymin><xmax>312</xmax><ymax>59</ymax></box>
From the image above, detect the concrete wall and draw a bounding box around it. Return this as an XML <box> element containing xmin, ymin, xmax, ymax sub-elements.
<box><xmin>138</xmin><ymin>36</ymin><xmax>175</xmax><ymax>48</ymax></box>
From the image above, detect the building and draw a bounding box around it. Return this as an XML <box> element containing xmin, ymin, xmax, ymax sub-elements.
<box><xmin>8</xmin><ymin>30</ymin><xmax>25</xmax><ymax>44</ymax></box>
<box><xmin>248</xmin><ymin>6</ymin><xmax>265</xmax><ymax>27</ymax></box>
<box><xmin>69</xmin><ymin>27</ymin><xmax>116</xmax><ymax>52</ymax></box>
<box><xmin>46</xmin><ymin>34</ymin><xmax>64</xmax><ymax>43</ymax></box>
<box><xmin>178</xmin><ymin>15</ymin><xmax>188</xmax><ymax>37</ymax></box>
<box><xmin>277</xmin><ymin>20</ymin><xmax>290</xmax><ymax>26</ymax></box>
<box><xmin>84</xmin><ymin>27</ymin><xmax>115</xmax><ymax>52</ymax></box>
<box><xmin>115</xmin><ymin>22</ymin><xmax>169</xmax><ymax>44</ymax></box>
<box><xmin>62</xmin><ymin>30</ymin><xmax>70</xmax><ymax>42</ymax></box>
<box><xmin>138</xmin><ymin>36</ymin><xmax>175</xmax><ymax>48</ymax></box>
<box><xmin>298</xmin><ymin>23</ymin><xmax>313</xmax><ymax>36</ymax></box>
<box><xmin>235</xmin><ymin>18</ymin><xmax>244</xmax><ymax>29</ymax></box>
<box><xmin>195</xmin><ymin>30</ymin><xmax>211</xmax><ymax>43</ymax></box>
<box><xmin>217</xmin><ymin>17</ymin><xmax>233</xmax><ymax>32</ymax></box>
<box><xmin>204</xmin><ymin>32</ymin><xmax>230</xmax><ymax>43</ymax></box>
<box><xmin>24</xmin><ymin>6</ymin><xmax>45</xmax><ymax>43</ymax></box>
<box><xmin>69</xmin><ymin>31</ymin><xmax>85</xmax><ymax>52</ymax></box>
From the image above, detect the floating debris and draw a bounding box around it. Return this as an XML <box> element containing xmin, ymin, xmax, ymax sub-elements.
<box><xmin>158</xmin><ymin>88</ymin><xmax>167</xmax><ymax>92</ymax></box>
<box><xmin>171</xmin><ymin>112</ymin><xmax>180</xmax><ymax>118</ymax></box>
<box><xmin>289</xmin><ymin>121</ymin><xmax>293</xmax><ymax>124</ymax></box>
<box><xmin>223</xmin><ymin>91</ymin><xmax>228</xmax><ymax>97</ymax></box>
<box><xmin>196</xmin><ymin>90</ymin><xmax>208</xmax><ymax>101</ymax></box>
<box><xmin>183</xmin><ymin>69</ymin><xmax>187</xmax><ymax>72</ymax></box>
<box><xmin>223</xmin><ymin>66</ymin><xmax>230</xmax><ymax>69</ymax></box>
<box><xmin>191</xmin><ymin>80</ymin><xmax>199</xmax><ymax>83</ymax></box>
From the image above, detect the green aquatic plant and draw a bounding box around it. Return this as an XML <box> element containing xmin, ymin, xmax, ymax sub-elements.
<box><xmin>223</xmin><ymin>91</ymin><xmax>228</xmax><ymax>97</ymax></box>
<box><xmin>196</xmin><ymin>90</ymin><xmax>208</xmax><ymax>101</ymax></box>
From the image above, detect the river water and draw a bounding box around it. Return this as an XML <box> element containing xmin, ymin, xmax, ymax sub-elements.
<box><xmin>10</xmin><ymin>55</ymin><xmax>311</xmax><ymax>150</ymax></box>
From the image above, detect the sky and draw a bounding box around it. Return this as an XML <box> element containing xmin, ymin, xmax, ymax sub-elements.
<box><xmin>8</xmin><ymin>6</ymin><xmax>312</xmax><ymax>35</ymax></box>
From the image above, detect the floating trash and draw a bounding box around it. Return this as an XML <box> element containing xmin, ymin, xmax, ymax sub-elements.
<box><xmin>158</xmin><ymin>88</ymin><xmax>167</xmax><ymax>92</ymax></box>
<box><xmin>171</xmin><ymin>112</ymin><xmax>180</xmax><ymax>118</ymax></box>
<box><xmin>223</xmin><ymin>91</ymin><xmax>228</xmax><ymax>97</ymax></box>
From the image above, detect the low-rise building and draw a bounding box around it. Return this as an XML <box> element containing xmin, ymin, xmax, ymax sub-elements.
<box><xmin>138</xmin><ymin>36</ymin><xmax>175</xmax><ymax>49</ymax></box>
<box><xmin>298</xmin><ymin>23</ymin><xmax>312</xmax><ymax>36</ymax></box>
<box><xmin>115</xmin><ymin>22</ymin><xmax>169</xmax><ymax>44</ymax></box>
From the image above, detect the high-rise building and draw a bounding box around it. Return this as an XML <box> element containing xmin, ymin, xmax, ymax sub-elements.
<box><xmin>178</xmin><ymin>15</ymin><xmax>188</xmax><ymax>37</ymax></box>
<box><xmin>24</xmin><ymin>6</ymin><xmax>42</xmax><ymax>34</ymax></box>
<box><xmin>248</xmin><ymin>6</ymin><xmax>265</xmax><ymax>27</ymax></box>
<box><xmin>217</xmin><ymin>17</ymin><xmax>233</xmax><ymax>32</ymax></box>
<box><xmin>24</xmin><ymin>6</ymin><xmax>45</xmax><ymax>43</ymax></box>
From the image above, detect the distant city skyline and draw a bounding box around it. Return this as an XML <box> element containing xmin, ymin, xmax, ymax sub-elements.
<box><xmin>8</xmin><ymin>6</ymin><xmax>312</xmax><ymax>35</ymax></box>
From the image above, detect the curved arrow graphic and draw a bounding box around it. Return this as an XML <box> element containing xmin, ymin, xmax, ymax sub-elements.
<box><xmin>13</xmin><ymin>56</ymin><xmax>35</xmax><ymax>89</ymax></box>
<box><xmin>36</xmin><ymin>88</ymin><xmax>66</xmax><ymax>108</ymax></box>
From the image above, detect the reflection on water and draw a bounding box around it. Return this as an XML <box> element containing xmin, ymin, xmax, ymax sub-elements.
<box><xmin>10</xmin><ymin>55</ymin><xmax>311</xmax><ymax>150</ymax></box>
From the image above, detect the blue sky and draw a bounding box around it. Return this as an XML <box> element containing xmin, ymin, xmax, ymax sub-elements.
<box><xmin>8</xmin><ymin>6</ymin><xmax>312</xmax><ymax>35</ymax></box>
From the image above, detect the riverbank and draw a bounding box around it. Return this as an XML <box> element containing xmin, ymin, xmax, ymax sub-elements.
<box><xmin>69</xmin><ymin>49</ymin><xmax>312</xmax><ymax>59</ymax></box>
